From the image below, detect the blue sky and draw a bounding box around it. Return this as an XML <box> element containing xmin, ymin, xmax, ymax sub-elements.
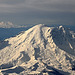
<box><xmin>0</xmin><ymin>0</ymin><xmax>75</xmax><ymax>25</ymax></box>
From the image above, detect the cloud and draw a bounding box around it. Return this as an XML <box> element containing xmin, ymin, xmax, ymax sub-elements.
<box><xmin>0</xmin><ymin>0</ymin><xmax>75</xmax><ymax>25</ymax></box>
<box><xmin>0</xmin><ymin>0</ymin><xmax>25</xmax><ymax>4</ymax></box>
<box><xmin>0</xmin><ymin>0</ymin><xmax>26</xmax><ymax>13</ymax></box>
<box><xmin>0</xmin><ymin>0</ymin><xmax>75</xmax><ymax>13</ymax></box>
<box><xmin>27</xmin><ymin>0</ymin><xmax>75</xmax><ymax>13</ymax></box>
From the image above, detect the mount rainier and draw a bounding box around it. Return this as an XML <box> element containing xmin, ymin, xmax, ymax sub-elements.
<box><xmin>0</xmin><ymin>24</ymin><xmax>75</xmax><ymax>75</ymax></box>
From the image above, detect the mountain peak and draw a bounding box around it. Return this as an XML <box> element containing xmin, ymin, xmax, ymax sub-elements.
<box><xmin>0</xmin><ymin>21</ymin><xmax>14</xmax><ymax>28</ymax></box>
<box><xmin>58</xmin><ymin>25</ymin><xmax>63</xmax><ymax>29</ymax></box>
<box><xmin>0</xmin><ymin>21</ymin><xmax>13</xmax><ymax>25</ymax></box>
<box><xmin>31</xmin><ymin>24</ymin><xmax>45</xmax><ymax>29</ymax></box>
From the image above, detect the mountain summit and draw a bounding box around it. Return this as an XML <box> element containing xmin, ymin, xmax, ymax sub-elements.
<box><xmin>0</xmin><ymin>24</ymin><xmax>75</xmax><ymax>75</ymax></box>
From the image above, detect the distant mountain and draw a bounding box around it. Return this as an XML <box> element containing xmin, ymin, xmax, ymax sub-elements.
<box><xmin>0</xmin><ymin>24</ymin><xmax>75</xmax><ymax>75</ymax></box>
<box><xmin>0</xmin><ymin>21</ymin><xmax>26</xmax><ymax>28</ymax></box>
<box><xmin>0</xmin><ymin>21</ymin><xmax>14</xmax><ymax>28</ymax></box>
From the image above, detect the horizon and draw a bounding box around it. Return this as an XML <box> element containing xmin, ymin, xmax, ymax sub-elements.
<box><xmin>0</xmin><ymin>24</ymin><xmax>75</xmax><ymax>40</ymax></box>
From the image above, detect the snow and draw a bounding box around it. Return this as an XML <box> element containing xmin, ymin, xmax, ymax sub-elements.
<box><xmin>0</xmin><ymin>21</ymin><xmax>31</xmax><ymax>28</ymax></box>
<box><xmin>0</xmin><ymin>24</ymin><xmax>75</xmax><ymax>75</ymax></box>
<box><xmin>0</xmin><ymin>21</ymin><xmax>14</xmax><ymax>28</ymax></box>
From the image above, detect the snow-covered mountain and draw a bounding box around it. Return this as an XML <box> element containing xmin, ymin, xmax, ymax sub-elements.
<box><xmin>0</xmin><ymin>24</ymin><xmax>75</xmax><ymax>75</ymax></box>
<box><xmin>0</xmin><ymin>21</ymin><xmax>26</xmax><ymax>28</ymax></box>
<box><xmin>0</xmin><ymin>21</ymin><xmax>14</xmax><ymax>28</ymax></box>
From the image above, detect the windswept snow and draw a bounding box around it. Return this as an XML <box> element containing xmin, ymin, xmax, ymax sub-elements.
<box><xmin>0</xmin><ymin>24</ymin><xmax>75</xmax><ymax>75</ymax></box>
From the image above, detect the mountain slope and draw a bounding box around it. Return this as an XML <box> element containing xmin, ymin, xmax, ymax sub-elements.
<box><xmin>0</xmin><ymin>24</ymin><xmax>75</xmax><ymax>75</ymax></box>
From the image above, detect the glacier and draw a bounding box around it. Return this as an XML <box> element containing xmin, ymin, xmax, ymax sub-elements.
<box><xmin>0</xmin><ymin>24</ymin><xmax>75</xmax><ymax>75</ymax></box>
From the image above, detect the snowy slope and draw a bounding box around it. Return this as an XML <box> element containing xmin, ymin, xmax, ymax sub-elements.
<box><xmin>0</xmin><ymin>24</ymin><xmax>75</xmax><ymax>75</ymax></box>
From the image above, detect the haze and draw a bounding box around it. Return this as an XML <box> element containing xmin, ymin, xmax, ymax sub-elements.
<box><xmin>0</xmin><ymin>0</ymin><xmax>75</xmax><ymax>25</ymax></box>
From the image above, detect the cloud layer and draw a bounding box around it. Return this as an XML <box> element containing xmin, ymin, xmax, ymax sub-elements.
<box><xmin>0</xmin><ymin>0</ymin><xmax>75</xmax><ymax>25</ymax></box>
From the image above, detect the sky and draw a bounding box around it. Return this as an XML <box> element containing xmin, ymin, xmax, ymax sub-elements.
<box><xmin>0</xmin><ymin>0</ymin><xmax>75</xmax><ymax>25</ymax></box>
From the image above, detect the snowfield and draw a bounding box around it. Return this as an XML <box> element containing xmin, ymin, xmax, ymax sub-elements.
<box><xmin>0</xmin><ymin>24</ymin><xmax>75</xmax><ymax>75</ymax></box>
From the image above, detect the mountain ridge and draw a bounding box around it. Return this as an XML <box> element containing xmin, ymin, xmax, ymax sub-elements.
<box><xmin>0</xmin><ymin>24</ymin><xmax>75</xmax><ymax>75</ymax></box>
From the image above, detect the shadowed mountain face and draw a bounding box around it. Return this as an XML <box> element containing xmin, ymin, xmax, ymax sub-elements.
<box><xmin>0</xmin><ymin>41</ymin><xmax>10</xmax><ymax>50</ymax></box>
<box><xmin>2</xmin><ymin>66</ymin><xmax>25</xmax><ymax>74</ymax></box>
<box><xmin>51</xmin><ymin>26</ymin><xmax>75</xmax><ymax>55</ymax></box>
<box><xmin>0</xmin><ymin>24</ymin><xmax>75</xmax><ymax>75</ymax></box>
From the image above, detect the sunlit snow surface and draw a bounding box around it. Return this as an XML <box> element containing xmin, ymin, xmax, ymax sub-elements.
<box><xmin>0</xmin><ymin>24</ymin><xmax>75</xmax><ymax>75</ymax></box>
